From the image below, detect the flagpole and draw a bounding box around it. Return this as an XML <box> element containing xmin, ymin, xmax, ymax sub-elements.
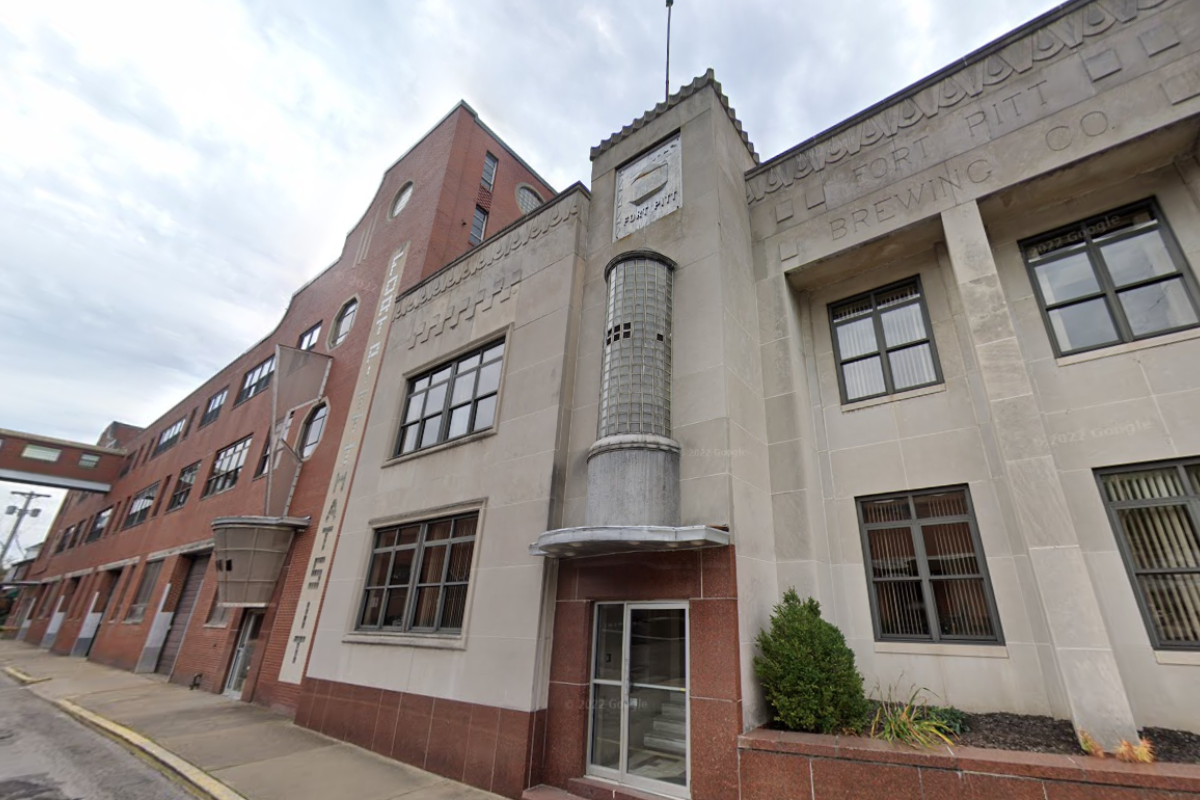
<box><xmin>665</xmin><ymin>0</ymin><xmax>673</xmax><ymax>103</ymax></box>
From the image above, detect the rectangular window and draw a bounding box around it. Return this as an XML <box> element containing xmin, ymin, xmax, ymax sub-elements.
<box><xmin>357</xmin><ymin>513</ymin><xmax>477</xmax><ymax>633</ymax></box>
<box><xmin>469</xmin><ymin>206</ymin><xmax>488</xmax><ymax>246</ymax></box>
<box><xmin>481</xmin><ymin>152</ymin><xmax>498</xmax><ymax>191</ymax></box>
<box><xmin>79</xmin><ymin>453</ymin><xmax>101</xmax><ymax>469</ymax></box>
<box><xmin>168</xmin><ymin>461</ymin><xmax>200</xmax><ymax>511</ymax></box>
<box><xmin>122</xmin><ymin>483</ymin><xmax>159</xmax><ymax>529</ymax></box>
<box><xmin>1021</xmin><ymin>200</ymin><xmax>1200</xmax><ymax>356</ymax></box>
<box><xmin>395</xmin><ymin>340</ymin><xmax>504</xmax><ymax>456</ymax></box>
<box><xmin>857</xmin><ymin>486</ymin><xmax>1002</xmax><ymax>643</ymax></box>
<box><xmin>203</xmin><ymin>436</ymin><xmax>252</xmax><ymax>497</ymax></box>
<box><xmin>1097</xmin><ymin>459</ymin><xmax>1200</xmax><ymax>650</ymax></box>
<box><xmin>153</xmin><ymin>418</ymin><xmax>187</xmax><ymax>456</ymax></box>
<box><xmin>124</xmin><ymin>560</ymin><xmax>163</xmax><ymax>623</ymax></box>
<box><xmin>85</xmin><ymin>508</ymin><xmax>113</xmax><ymax>542</ymax></box>
<box><xmin>298</xmin><ymin>322</ymin><xmax>322</xmax><ymax>351</ymax></box>
<box><xmin>200</xmin><ymin>388</ymin><xmax>228</xmax><ymax>427</ymax></box>
<box><xmin>236</xmin><ymin>356</ymin><xmax>275</xmax><ymax>404</ymax></box>
<box><xmin>21</xmin><ymin>444</ymin><xmax>61</xmax><ymax>462</ymax></box>
<box><xmin>829</xmin><ymin>278</ymin><xmax>942</xmax><ymax>403</ymax></box>
<box><xmin>53</xmin><ymin>525</ymin><xmax>73</xmax><ymax>554</ymax></box>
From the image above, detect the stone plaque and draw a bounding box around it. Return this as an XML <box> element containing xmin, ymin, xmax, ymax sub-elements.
<box><xmin>613</xmin><ymin>135</ymin><xmax>681</xmax><ymax>241</ymax></box>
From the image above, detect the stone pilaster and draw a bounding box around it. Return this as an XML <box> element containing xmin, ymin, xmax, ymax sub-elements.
<box><xmin>940</xmin><ymin>200</ymin><xmax>1137</xmax><ymax>749</ymax></box>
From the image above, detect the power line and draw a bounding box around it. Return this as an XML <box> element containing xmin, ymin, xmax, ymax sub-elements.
<box><xmin>3</xmin><ymin>490</ymin><xmax>52</xmax><ymax>569</ymax></box>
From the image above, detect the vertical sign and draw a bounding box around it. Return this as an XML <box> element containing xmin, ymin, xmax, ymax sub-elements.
<box><xmin>276</xmin><ymin>245</ymin><xmax>407</xmax><ymax>684</ymax></box>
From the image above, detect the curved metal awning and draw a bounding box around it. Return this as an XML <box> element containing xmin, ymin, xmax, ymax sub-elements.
<box><xmin>529</xmin><ymin>525</ymin><xmax>730</xmax><ymax>558</ymax></box>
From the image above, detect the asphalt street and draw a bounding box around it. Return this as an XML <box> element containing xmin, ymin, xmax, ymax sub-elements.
<box><xmin>0</xmin><ymin>673</ymin><xmax>194</xmax><ymax>800</ymax></box>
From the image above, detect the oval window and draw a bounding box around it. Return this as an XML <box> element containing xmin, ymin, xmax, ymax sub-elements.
<box><xmin>330</xmin><ymin>298</ymin><xmax>358</xmax><ymax>348</ymax></box>
<box><xmin>391</xmin><ymin>182</ymin><xmax>413</xmax><ymax>219</ymax></box>
<box><xmin>516</xmin><ymin>185</ymin><xmax>543</xmax><ymax>215</ymax></box>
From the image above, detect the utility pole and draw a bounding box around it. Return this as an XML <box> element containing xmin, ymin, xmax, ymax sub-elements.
<box><xmin>2</xmin><ymin>490</ymin><xmax>51</xmax><ymax>570</ymax></box>
<box><xmin>665</xmin><ymin>0</ymin><xmax>674</xmax><ymax>103</ymax></box>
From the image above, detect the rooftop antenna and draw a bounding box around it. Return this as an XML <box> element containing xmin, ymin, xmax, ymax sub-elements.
<box><xmin>665</xmin><ymin>0</ymin><xmax>674</xmax><ymax>104</ymax></box>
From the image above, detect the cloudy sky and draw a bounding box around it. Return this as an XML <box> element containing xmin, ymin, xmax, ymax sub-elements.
<box><xmin>0</xmin><ymin>0</ymin><xmax>1062</xmax><ymax>553</ymax></box>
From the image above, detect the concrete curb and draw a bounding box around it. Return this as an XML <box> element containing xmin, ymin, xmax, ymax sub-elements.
<box><xmin>2</xmin><ymin>665</ymin><xmax>51</xmax><ymax>685</ymax></box>
<box><xmin>55</xmin><ymin>698</ymin><xmax>249</xmax><ymax>800</ymax></box>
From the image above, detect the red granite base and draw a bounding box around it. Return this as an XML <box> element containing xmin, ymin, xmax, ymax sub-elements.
<box><xmin>739</xmin><ymin>728</ymin><xmax>1200</xmax><ymax>799</ymax></box>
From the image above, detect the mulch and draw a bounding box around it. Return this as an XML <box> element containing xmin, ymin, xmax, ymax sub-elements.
<box><xmin>954</xmin><ymin>712</ymin><xmax>1200</xmax><ymax>765</ymax></box>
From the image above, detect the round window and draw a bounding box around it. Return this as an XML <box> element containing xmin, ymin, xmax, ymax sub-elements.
<box><xmin>516</xmin><ymin>185</ymin><xmax>543</xmax><ymax>215</ymax></box>
<box><xmin>391</xmin><ymin>182</ymin><xmax>413</xmax><ymax>218</ymax></box>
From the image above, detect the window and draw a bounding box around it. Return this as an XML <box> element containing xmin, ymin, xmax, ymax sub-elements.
<box><xmin>469</xmin><ymin>206</ymin><xmax>488</xmax><ymax>246</ymax></box>
<box><xmin>21</xmin><ymin>444</ymin><xmax>61</xmax><ymax>462</ymax></box>
<box><xmin>200</xmin><ymin>388</ymin><xmax>228</xmax><ymax>427</ymax></box>
<box><xmin>85</xmin><ymin>508</ymin><xmax>113</xmax><ymax>542</ymax></box>
<box><xmin>153</xmin><ymin>418</ymin><xmax>187</xmax><ymax>456</ymax></box>
<box><xmin>122</xmin><ymin>483</ymin><xmax>159</xmax><ymax>529</ymax></box>
<box><xmin>299</xmin><ymin>404</ymin><xmax>328</xmax><ymax>459</ymax></box>
<box><xmin>1098</xmin><ymin>459</ymin><xmax>1200</xmax><ymax>650</ymax></box>
<box><xmin>857</xmin><ymin>486</ymin><xmax>1001</xmax><ymax>643</ymax></box>
<box><xmin>357</xmin><ymin>513</ymin><xmax>477</xmax><ymax>633</ymax></box>
<box><xmin>1021</xmin><ymin>200</ymin><xmax>1200</xmax><ymax>356</ymax></box>
<box><xmin>481</xmin><ymin>152</ymin><xmax>498</xmax><ymax>191</ymax></box>
<box><xmin>53</xmin><ymin>526</ymin><xmax>73</xmax><ymax>554</ymax></box>
<box><xmin>395</xmin><ymin>340</ymin><xmax>504</xmax><ymax>456</ymax></box>
<box><xmin>830</xmin><ymin>278</ymin><xmax>941</xmax><ymax>403</ymax></box>
<box><xmin>391</xmin><ymin>182</ymin><xmax>413</xmax><ymax>219</ymax></box>
<box><xmin>298</xmin><ymin>323</ymin><xmax>322</xmax><ymax>351</ymax></box>
<box><xmin>79</xmin><ymin>453</ymin><xmax>101</xmax><ymax>469</ymax></box>
<box><xmin>124</xmin><ymin>560</ymin><xmax>163</xmax><ymax>623</ymax></box>
<box><xmin>516</xmin><ymin>185</ymin><xmax>543</xmax><ymax>215</ymax></box>
<box><xmin>168</xmin><ymin>462</ymin><xmax>200</xmax><ymax>511</ymax></box>
<box><xmin>330</xmin><ymin>299</ymin><xmax>358</xmax><ymax>347</ymax></box>
<box><xmin>236</xmin><ymin>357</ymin><xmax>275</xmax><ymax>404</ymax></box>
<box><xmin>203</xmin><ymin>436</ymin><xmax>252</xmax><ymax>497</ymax></box>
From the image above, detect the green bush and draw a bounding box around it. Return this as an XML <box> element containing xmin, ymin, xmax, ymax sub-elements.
<box><xmin>753</xmin><ymin>590</ymin><xmax>870</xmax><ymax>734</ymax></box>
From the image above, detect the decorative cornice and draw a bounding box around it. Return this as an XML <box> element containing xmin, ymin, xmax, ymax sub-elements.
<box><xmin>591</xmin><ymin>69</ymin><xmax>758</xmax><ymax>163</ymax></box>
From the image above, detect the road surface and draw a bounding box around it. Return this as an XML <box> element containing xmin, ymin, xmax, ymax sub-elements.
<box><xmin>0</xmin><ymin>672</ymin><xmax>194</xmax><ymax>800</ymax></box>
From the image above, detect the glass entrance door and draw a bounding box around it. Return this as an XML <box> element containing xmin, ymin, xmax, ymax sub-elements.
<box><xmin>224</xmin><ymin>611</ymin><xmax>262</xmax><ymax>699</ymax></box>
<box><xmin>589</xmin><ymin>603</ymin><xmax>688</xmax><ymax>797</ymax></box>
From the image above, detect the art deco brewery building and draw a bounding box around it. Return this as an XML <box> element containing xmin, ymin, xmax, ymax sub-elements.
<box><xmin>9</xmin><ymin>1</ymin><xmax>1200</xmax><ymax>798</ymax></box>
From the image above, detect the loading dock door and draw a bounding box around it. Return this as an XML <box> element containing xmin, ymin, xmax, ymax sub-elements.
<box><xmin>156</xmin><ymin>555</ymin><xmax>209</xmax><ymax>676</ymax></box>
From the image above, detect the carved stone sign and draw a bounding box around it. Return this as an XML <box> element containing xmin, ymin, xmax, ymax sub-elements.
<box><xmin>614</xmin><ymin>135</ymin><xmax>682</xmax><ymax>241</ymax></box>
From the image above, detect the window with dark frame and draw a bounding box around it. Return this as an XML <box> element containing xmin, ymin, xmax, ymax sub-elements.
<box><xmin>122</xmin><ymin>483</ymin><xmax>159</xmax><ymax>529</ymax></box>
<box><xmin>203</xmin><ymin>436</ymin><xmax>252</xmax><ymax>497</ymax></box>
<box><xmin>200</xmin><ymin>388</ymin><xmax>228</xmax><ymax>427</ymax></box>
<box><xmin>1021</xmin><ymin>200</ymin><xmax>1200</xmax><ymax>357</ymax></box>
<box><xmin>331</xmin><ymin>300</ymin><xmax>358</xmax><ymax>347</ymax></box>
<box><xmin>53</xmin><ymin>525</ymin><xmax>73</xmax><ymax>554</ymax></box>
<box><xmin>395</xmin><ymin>340</ymin><xmax>504</xmax><ymax>456</ymax></box>
<box><xmin>168</xmin><ymin>462</ymin><xmax>200</xmax><ymax>511</ymax></box>
<box><xmin>107</xmin><ymin>567</ymin><xmax>130</xmax><ymax>622</ymax></box>
<box><xmin>357</xmin><ymin>513</ymin><xmax>477</xmax><ymax>634</ymax></box>
<box><xmin>857</xmin><ymin>486</ymin><xmax>1002</xmax><ymax>643</ymax></box>
<box><xmin>829</xmin><ymin>278</ymin><xmax>942</xmax><ymax>403</ymax></box>
<box><xmin>236</xmin><ymin>357</ymin><xmax>275</xmax><ymax>404</ymax></box>
<box><xmin>298</xmin><ymin>322</ymin><xmax>322</xmax><ymax>351</ymax></box>
<box><xmin>469</xmin><ymin>206</ymin><xmax>488</xmax><ymax>246</ymax></box>
<box><xmin>85</xmin><ymin>507</ymin><xmax>113</xmax><ymax>542</ymax></box>
<box><xmin>124</xmin><ymin>560</ymin><xmax>163</xmax><ymax>624</ymax></box>
<box><xmin>1097</xmin><ymin>459</ymin><xmax>1200</xmax><ymax>650</ymax></box>
<box><xmin>299</xmin><ymin>404</ymin><xmax>328</xmax><ymax>459</ymax></box>
<box><xmin>153</xmin><ymin>417</ymin><xmax>187</xmax><ymax>456</ymax></box>
<box><xmin>481</xmin><ymin>152</ymin><xmax>498</xmax><ymax>191</ymax></box>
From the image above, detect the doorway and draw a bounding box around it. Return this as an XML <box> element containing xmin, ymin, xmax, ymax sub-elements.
<box><xmin>224</xmin><ymin>610</ymin><xmax>263</xmax><ymax>699</ymax></box>
<box><xmin>588</xmin><ymin>603</ymin><xmax>689</xmax><ymax>797</ymax></box>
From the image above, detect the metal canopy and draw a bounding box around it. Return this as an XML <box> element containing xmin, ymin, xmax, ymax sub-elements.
<box><xmin>529</xmin><ymin>525</ymin><xmax>730</xmax><ymax>558</ymax></box>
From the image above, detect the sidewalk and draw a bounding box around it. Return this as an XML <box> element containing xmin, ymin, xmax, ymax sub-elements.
<box><xmin>0</xmin><ymin>639</ymin><xmax>501</xmax><ymax>800</ymax></box>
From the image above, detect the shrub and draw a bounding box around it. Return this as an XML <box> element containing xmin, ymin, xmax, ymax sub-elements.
<box><xmin>753</xmin><ymin>590</ymin><xmax>870</xmax><ymax>734</ymax></box>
